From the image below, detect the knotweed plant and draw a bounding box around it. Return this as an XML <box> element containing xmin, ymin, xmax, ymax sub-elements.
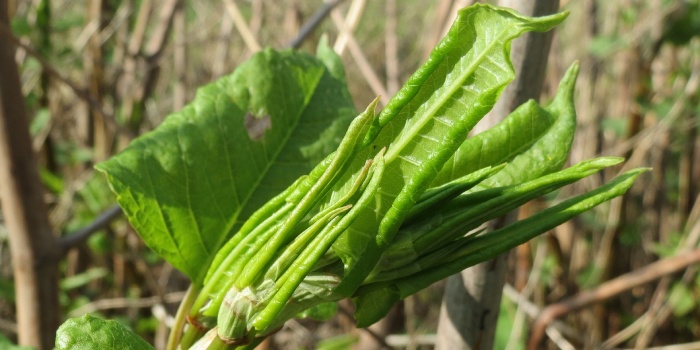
<box><xmin>55</xmin><ymin>4</ymin><xmax>647</xmax><ymax>350</ymax></box>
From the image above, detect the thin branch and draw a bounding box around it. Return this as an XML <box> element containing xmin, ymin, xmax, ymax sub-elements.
<box><xmin>528</xmin><ymin>248</ymin><xmax>700</xmax><ymax>350</ymax></box>
<box><xmin>0</xmin><ymin>20</ymin><xmax>134</xmax><ymax>140</ymax></box>
<box><xmin>286</xmin><ymin>0</ymin><xmax>342</xmax><ymax>49</ymax></box>
<box><xmin>57</xmin><ymin>205</ymin><xmax>123</xmax><ymax>255</ymax></box>
<box><xmin>601</xmin><ymin>314</ymin><xmax>651</xmax><ymax>349</ymax></box>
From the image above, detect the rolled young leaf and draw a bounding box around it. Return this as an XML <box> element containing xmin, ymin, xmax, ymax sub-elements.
<box><xmin>394</xmin><ymin>168</ymin><xmax>649</xmax><ymax>298</ymax></box>
<box><xmin>353</xmin><ymin>167</ymin><xmax>648</xmax><ymax>327</ymax></box>
<box><xmin>331</xmin><ymin>4</ymin><xmax>569</xmax><ymax>296</ymax></box>
<box><xmin>431</xmin><ymin>62</ymin><xmax>580</xmax><ymax>188</ymax></box>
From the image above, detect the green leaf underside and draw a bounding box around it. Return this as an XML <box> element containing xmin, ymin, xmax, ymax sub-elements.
<box><xmin>432</xmin><ymin>61</ymin><xmax>579</xmax><ymax>189</ymax></box>
<box><xmin>353</xmin><ymin>286</ymin><xmax>400</xmax><ymax>328</ymax></box>
<box><xmin>97</xmin><ymin>49</ymin><xmax>356</xmax><ymax>284</ymax></box>
<box><xmin>330</xmin><ymin>4</ymin><xmax>568</xmax><ymax>296</ymax></box>
<box><xmin>476</xmin><ymin>62</ymin><xmax>579</xmax><ymax>188</ymax></box>
<box><xmin>55</xmin><ymin>315</ymin><xmax>154</xmax><ymax>350</ymax></box>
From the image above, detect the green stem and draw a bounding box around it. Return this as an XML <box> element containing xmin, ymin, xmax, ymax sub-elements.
<box><xmin>166</xmin><ymin>285</ymin><xmax>199</xmax><ymax>350</ymax></box>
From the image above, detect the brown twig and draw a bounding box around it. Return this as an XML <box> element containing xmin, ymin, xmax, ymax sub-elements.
<box><xmin>632</xmin><ymin>196</ymin><xmax>700</xmax><ymax>349</ymax></box>
<box><xmin>117</xmin><ymin>0</ymin><xmax>151</xmax><ymax>120</ymax></box>
<box><xmin>57</xmin><ymin>205</ymin><xmax>123</xmax><ymax>256</ymax></box>
<box><xmin>528</xmin><ymin>248</ymin><xmax>700</xmax><ymax>350</ymax></box>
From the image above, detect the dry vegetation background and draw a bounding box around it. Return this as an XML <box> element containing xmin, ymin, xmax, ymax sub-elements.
<box><xmin>1</xmin><ymin>0</ymin><xmax>699</xmax><ymax>349</ymax></box>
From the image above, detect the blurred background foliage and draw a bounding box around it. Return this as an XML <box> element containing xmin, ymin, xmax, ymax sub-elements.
<box><xmin>0</xmin><ymin>0</ymin><xmax>699</xmax><ymax>349</ymax></box>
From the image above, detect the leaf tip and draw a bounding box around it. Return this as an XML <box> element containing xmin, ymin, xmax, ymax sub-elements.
<box><xmin>549</xmin><ymin>61</ymin><xmax>580</xmax><ymax>109</ymax></box>
<box><xmin>367</xmin><ymin>96</ymin><xmax>381</xmax><ymax>114</ymax></box>
<box><xmin>529</xmin><ymin>10</ymin><xmax>570</xmax><ymax>31</ymax></box>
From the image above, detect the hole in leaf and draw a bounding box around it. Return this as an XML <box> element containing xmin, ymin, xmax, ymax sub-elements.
<box><xmin>244</xmin><ymin>112</ymin><xmax>271</xmax><ymax>141</ymax></box>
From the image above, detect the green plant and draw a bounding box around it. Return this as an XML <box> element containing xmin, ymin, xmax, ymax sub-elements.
<box><xmin>55</xmin><ymin>4</ymin><xmax>647</xmax><ymax>349</ymax></box>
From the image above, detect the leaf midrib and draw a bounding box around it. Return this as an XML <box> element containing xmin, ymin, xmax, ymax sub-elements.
<box><xmin>385</xmin><ymin>19</ymin><xmax>518</xmax><ymax>164</ymax></box>
<box><xmin>213</xmin><ymin>78</ymin><xmax>323</xmax><ymax>260</ymax></box>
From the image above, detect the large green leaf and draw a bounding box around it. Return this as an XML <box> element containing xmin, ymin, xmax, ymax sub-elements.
<box><xmin>55</xmin><ymin>315</ymin><xmax>154</xmax><ymax>350</ymax></box>
<box><xmin>97</xmin><ymin>48</ymin><xmax>356</xmax><ymax>284</ymax></box>
<box><xmin>331</xmin><ymin>4</ymin><xmax>568</xmax><ymax>296</ymax></box>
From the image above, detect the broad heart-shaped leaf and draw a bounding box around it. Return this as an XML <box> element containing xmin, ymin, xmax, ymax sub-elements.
<box><xmin>55</xmin><ymin>315</ymin><xmax>154</xmax><ymax>350</ymax></box>
<box><xmin>97</xmin><ymin>48</ymin><xmax>356</xmax><ymax>284</ymax></box>
<box><xmin>331</xmin><ymin>4</ymin><xmax>568</xmax><ymax>296</ymax></box>
<box><xmin>431</xmin><ymin>62</ymin><xmax>579</xmax><ymax>188</ymax></box>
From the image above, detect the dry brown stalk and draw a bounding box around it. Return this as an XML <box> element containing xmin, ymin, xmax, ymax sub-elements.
<box><xmin>0</xmin><ymin>3</ymin><xmax>60</xmax><ymax>348</ymax></box>
<box><xmin>528</xmin><ymin>248</ymin><xmax>700</xmax><ymax>350</ymax></box>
